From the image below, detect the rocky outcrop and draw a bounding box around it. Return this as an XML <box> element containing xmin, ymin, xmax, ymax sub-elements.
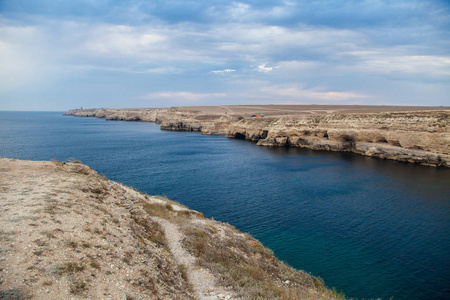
<box><xmin>226</xmin><ymin>111</ymin><xmax>450</xmax><ymax>167</ymax></box>
<box><xmin>64</xmin><ymin>106</ymin><xmax>450</xmax><ymax>167</ymax></box>
<box><xmin>160</xmin><ymin>121</ymin><xmax>203</xmax><ymax>132</ymax></box>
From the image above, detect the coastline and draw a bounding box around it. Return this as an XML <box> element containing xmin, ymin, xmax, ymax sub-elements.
<box><xmin>64</xmin><ymin>105</ymin><xmax>450</xmax><ymax>168</ymax></box>
<box><xmin>0</xmin><ymin>157</ymin><xmax>340</xmax><ymax>299</ymax></box>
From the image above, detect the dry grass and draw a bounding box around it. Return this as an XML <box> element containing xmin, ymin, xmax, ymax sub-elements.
<box><xmin>89</xmin><ymin>258</ymin><xmax>100</xmax><ymax>269</ymax></box>
<box><xmin>64</xmin><ymin>262</ymin><xmax>85</xmax><ymax>273</ymax></box>
<box><xmin>152</xmin><ymin>195</ymin><xmax>190</xmax><ymax>210</ymax></box>
<box><xmin>178</xmin><ymin>263</ymin><xmax>189</xmax><ymax>282</ymax></box>
<box><xmin>65</xmin><ymin>239</ymin><xmax>78</xmax><ymax>249</ymax></box>
<box><xmin>69</xmin><ymin>278</ymin><xmax>87</xmax><ymax>295</ymax></box>
<box><xmin>42</xmin><ymin>280</ymin><xmax>53</xmax><ymax>286</ymax></box>
<box><xmin>0</xmin><ymin>289</ymin><xmax>28</xmax><ymax>300</ymax></box>
<box><xmin>141</xmin><ymin>201</ymin><xmax>173</xmax><ymax>219</ymax></box>
<box><xmin>0</xmin><ymin>157</ymin><xmax>200</xmax><ymax>299</ymax></box>
<box><xmin>141</xmin><ymin>199</ymin><xmax>205</xmax><ymax>222</ymax></box>
<box><xmin>182</xmin><ymin>222</ymin><xmax>340</xmax><ymax>299</ymax></box>
<box><xmin>130</xmin><ymin>212</ymin><xmax>166</xmax><ymax>247</ymax></box>
<box><xmin>51</xmin><ymin>159</ymin><xmax>66</xmax><ymax>167</ymax></box>
<box><xmin>44</xmin><ymin>202</ymin><xmax>58</xmax><ymax>214</ymax></box>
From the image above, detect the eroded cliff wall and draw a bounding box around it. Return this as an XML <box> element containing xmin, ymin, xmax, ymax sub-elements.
<box><xmin>64</xmin><ymin>106</ymin><xmax>450</xmax><ymax>167</ymax></box>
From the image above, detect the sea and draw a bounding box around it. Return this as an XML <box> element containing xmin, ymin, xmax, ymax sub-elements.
<box><xmin>1</xmin><ymin>111</ymin><xmax>449</xmax><ymax>300</ymax></box>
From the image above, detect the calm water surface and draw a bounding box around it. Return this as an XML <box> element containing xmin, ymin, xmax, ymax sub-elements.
<box><xmin>1</xmin><ymin>111</ymin><xmax>449</xmax><ymax>300</ymax></box>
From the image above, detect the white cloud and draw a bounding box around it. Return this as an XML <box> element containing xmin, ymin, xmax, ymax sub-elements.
<box><xmin>343</xmin><ymin>49</ymin><xmax>450</xmax><ymax>78</ymax></box>
<box><xmin>138</xmin><ymin>85</ymin><xmax>369</xmax><ymax>105</ymax></box>
<box><xmin>0</xmin><ymin>22</ymin><xmax>57</xmax><ymax>91</ymax></box>
<box><xmin>139</xmin><ymin>92</ymin><xmax>227</xmax><ymax>102</ymax></box>
<box><xmin>258</xmin><ymin>63</ymin><xmax>274</xmax><ymax>72</ymax></box>
<box><xmin>211</xmin><ymin>69</ymin><xmax>236</xmax><ymax>74</ymax></box>
<box><xmin>0</xmin><ymin>18</ymin><xmax>372</xmax><ymax>82</ymax></box>
<box><xmin>68</xmin><ymin>64</ymin><xmax>180</xmax><ymax>74</ymax></box>
<box><xmin>80</xmin><ymin>24</ymin><xmax>167</xmax><ymax>57</ymax></box>
<box><xmin>207</xmin><ymin>2</ymin><xmax>293</xmax><ymax>23</ymax></box>
<box><xmin>257</xmin><ymin>85</ymin><xmax>370</xmax><ymax>101</ymax></box>
<box><xmin>1</xmin><ymin>3</ymin><xmax>449</xmax><ymax>109</ymax></box>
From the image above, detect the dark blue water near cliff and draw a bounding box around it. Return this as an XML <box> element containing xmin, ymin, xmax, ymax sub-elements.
<box><xmin>1</xmin><ymin>111</ymin><xmax>449</xmax><ymax>300</ymax></box>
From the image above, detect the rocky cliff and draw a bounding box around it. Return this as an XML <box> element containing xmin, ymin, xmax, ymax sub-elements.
<box><xmin>64</xmin><ymin>105</ymin><xmax>450</xmax><ymax>167</ymax></box>
<box><xmin>0</xmin><ymin>158</ymin><xmax>339</xmax><ymax>299</ymax></box>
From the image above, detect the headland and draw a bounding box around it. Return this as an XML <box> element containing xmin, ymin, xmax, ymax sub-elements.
<box><xmin>0</xmin><ymin>157</ymin><xmax>340</xmax><ymax>299</ymax></box>
<box><xmin>64</xmin><ymin>105</ymin><xmax>450</xmax><ymax>167</ymax></box>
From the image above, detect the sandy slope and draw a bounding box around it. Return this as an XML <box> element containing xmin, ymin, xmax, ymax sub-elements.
<box><xmin>0</xmin><ymin>158</ymin><xmax>340</xmax><ymax>300</ymax></box>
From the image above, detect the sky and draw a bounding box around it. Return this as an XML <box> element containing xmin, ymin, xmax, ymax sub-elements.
<box><xmin>0</xmin><ymin>0</ymin><xmax>449</xmax><ymax>110</ymax></box>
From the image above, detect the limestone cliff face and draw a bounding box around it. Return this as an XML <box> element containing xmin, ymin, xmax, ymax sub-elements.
<box><xmin>65</xmin><ymin>108</ymin><xmax>171</xmax><ymax>123</ymax></box>
<box><xmin>228</xmin><ymin>111</ymin><xmax>449</xmax><ymax>167</ymax></box>
<box><xmin>159</xmin><ymin>121</ymin><xmax>203</xmax><ymax>132</ymax></box>
<box><xmin>64</xmin><ymin>107</ymin><xmax>450</xmax><ymax>167</ymax></box>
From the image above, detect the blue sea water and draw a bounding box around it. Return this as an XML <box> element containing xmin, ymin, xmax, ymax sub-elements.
<box><xmin>1</xmin><ymin>111</ymin><xmax>449</xmax><ymax>300</ymax></box>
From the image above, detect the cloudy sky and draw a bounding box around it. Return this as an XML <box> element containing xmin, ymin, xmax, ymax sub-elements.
<box><xmin>1</xmin><ymin>0</ymin><xmax>449</xmax><ymax>110</ymax></box>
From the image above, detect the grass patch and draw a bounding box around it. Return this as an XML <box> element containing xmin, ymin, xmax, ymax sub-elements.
<box><xmin>89</xmin><ymin>259</ymin><xmax>100</xmax><ymax>269</ymax></box>
<box><xmin>165</xmin><ymin>203</ymin><xmax>174</xmax><ymax>211</ymax></box>
<box><xmin>33</xmin><ymin>239</ymin><xmax>47</xmax><ymax>247</ymax></box>
<box><xmin>130</xmin><ymin>214</ymin><xmax>166</xmax><ymax>247</ymax></box>
<box><xmin>142</xmin><ymin>199</ymin><xmax>204</xmax><ymax>220</ymax></box>
<box><xmin>49</xmin><ymin>262</ymin><xmax>85</xmax><ymax>277</ymax></box>
<box><xmin>0</xmin><ymin>289</ymin><xmax>26</xmax><ymax>300</ymax></box>
<box><xmin>40</xmin><ymin>230</ymin><xmax>56</xmax><ymax>239</ymax></box>
<box><xmin>331</xmin><ymin>287</ymin><xmax>347</xmax><ymax>299</ymax></box>
<box><xmin>141</xmin><ymin>201</ymin><xmax>173</xmax><ymax>219</ymax></box>
<box><xmin>182</xmin><ymin>222</ymin><xmax>337</xmax><ymax>299</ymax></box>
<box><xmin>153</xmin><ymin>195</ymin><xmax>189</xmax><ymax>210</ymax></box>
<box><xmin>44</xmin><ymin>203</ymin><xmax>58</xmax><ymax>214</ymax></box>
<box><xmin>122</xmin><ymin>251</ymin><xmax>133</xmax><ymax>265</ymax></box>
<box><xmin>51</xmin><ymin>159</ymin><xmax>66</xmax><ymax>167</ymax></box>
<box><xmin>42</xmin><ymin>280</ymin><xmax>53</xmax><ymax>286</ymax></box>
<box><xmin>178</xmin><ymin>263</ymin><xmax>189</xmax><ymax>282</ymax></box>
<box><xmin>64</xmin><ymin>262</ymin><xmax>85</xmax><ymax>273</ymax></box>
<box><xmin>70</xmin><ymin>279</ymin><xmax>87</xmax><ymax>295</ymax></box>
<box><xmin>67</xmin><ymin>158</ymin><xmax>82</xmax><ymax>164</ymax></box>
<box><xmin>65</xmin><ymin>239</ymin><xmax>78</xmax><ymax>249</ymax></box>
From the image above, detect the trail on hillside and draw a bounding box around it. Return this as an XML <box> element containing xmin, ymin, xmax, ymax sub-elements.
<box><xmin>153</xmin><ymin>217</ymin><xmax>234</xmax><ymax>300</ymax></box>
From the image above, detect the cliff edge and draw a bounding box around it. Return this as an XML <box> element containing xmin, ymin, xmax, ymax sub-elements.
<box><xmin>0</xmin><ymin>158</ymin><xmax>340</xmax><ymax>299</ymax></box>
<box><xmin>64</xmin><ymin>105</ymin><xmax>450</xmax><ymax>168</ymax></box>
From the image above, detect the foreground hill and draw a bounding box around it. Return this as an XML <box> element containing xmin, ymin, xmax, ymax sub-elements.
<box><xmin>64</xmin><ymin>105</ymin><xmax>450</xmax><ymax>167</ymax></box>
<box><xmin>0</xmin><ymin>158</ymin><xmax>342</xmax><ymax>299</ymax></box>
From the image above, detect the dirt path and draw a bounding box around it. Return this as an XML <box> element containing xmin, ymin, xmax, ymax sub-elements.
<box><xmin>1</xmin><ymin>158</ymin><xmax>339</xmax><ymax>299</ymax></box>
<box><xmin>219</xmin><ymin>106</ymin><xmax>236</xmax><ymax>116</ymax></box>
<box><xmin>153</xmin><ymin>217</ymin><xmax>234</xmax><ymax>300</ymax></box>
<box><xmin>0</xmin><ymin>158</ymin><xmax>196</xmax><ymax>299</ymax></box>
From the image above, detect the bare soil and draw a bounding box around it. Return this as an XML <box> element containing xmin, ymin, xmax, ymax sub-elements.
<box><xmin>0</xmin><ymin>158</ymin><xmax>340</xmax><ymax>299</ymax></box>
<box><xmin>174</xmin><ymin>104</ymin><xmax>449</xmax><ymax>117</ymax></box>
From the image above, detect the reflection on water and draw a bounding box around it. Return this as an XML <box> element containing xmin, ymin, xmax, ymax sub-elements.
<box><xmin>266</xmin><ymin>146</ymin><xmax>450</xmax><ymax>201</ymax></box>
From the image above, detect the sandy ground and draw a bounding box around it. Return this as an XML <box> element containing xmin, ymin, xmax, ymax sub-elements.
<box><xmin>0</xmin><ymin>157</ymin><xmax>345</xmax><ymax>299</ymax></box>
<box><xmin>173</xmin><ymin>104</ymin><xmax>449</xmax><ymax>117</ymax></box>
<box><xmin>0</xmin><ymin>158</ymin><xmax>232</xmax><ymax>300</ymax></box>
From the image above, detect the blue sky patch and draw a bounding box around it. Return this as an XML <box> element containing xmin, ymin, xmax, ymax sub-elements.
<box><xmin>1</xmin><ymin>0</ymin><xmax>449</xmax><ymax>110</ymax></box>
